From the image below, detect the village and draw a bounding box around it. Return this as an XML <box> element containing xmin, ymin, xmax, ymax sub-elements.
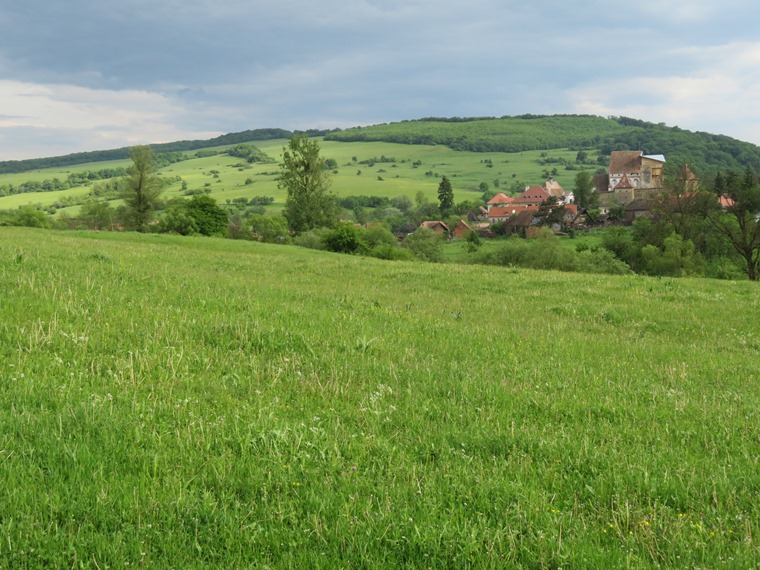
<box><xmin>418</xmin><ymin>150</ymin><xmax>706</xmax><ymax>239</ymax></box>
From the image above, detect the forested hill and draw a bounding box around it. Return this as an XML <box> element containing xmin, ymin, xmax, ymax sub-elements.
<box><xmin>0</xmin><ymin>128</ymin><xmax>297</xmax><ymax>174</ymax></box>
<box><xmin>5</xmin><ymin>115</ymin><xmax>760</xmax><ymax>176</ymax></box>
<box><xmin>325</xmin><ymin>115</ymin><xmax>760</xmax><ymax>175</ymax></box>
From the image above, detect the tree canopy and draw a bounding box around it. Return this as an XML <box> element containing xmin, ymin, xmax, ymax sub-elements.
<box><xmin>437</xmin><ymin>176</ymin><xmax>454</xmax><ymax>212</ymax></box>
<box><xmin>280</xmin><ymin>135</ymin><xmax>340</xmax><ymax>234</ymax></box>
<box><xmin>121</xmin><ymin>145</ymin><xmax>164</xmax><ymax>232</ymax></box>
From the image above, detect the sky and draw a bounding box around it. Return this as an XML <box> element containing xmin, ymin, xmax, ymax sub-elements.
<box><xmin>2</xmin><ymin>0</ymin><xmax>760</xmax><ymax>160</ymax></box>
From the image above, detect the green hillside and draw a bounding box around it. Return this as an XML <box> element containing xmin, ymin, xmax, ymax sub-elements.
<box><xmin>0</xmin><ymin>140</ymin><xmax>595</xmax><ymax>215</ymax></box>
<box><xmin>4</xmin><ymin>114</ymin><xmax>760</xmax><ymax>179</ymax></box>
<box><xmin>326</xmin><ymin>115</ymin><xmax>760</xmax><ymax>175</ymax></box>
<box><xmin>0</xmin><ymin>128</ymin><xmax>298</xmax><ymax>175</ymax></box>
<box><xmin>1</xmin><ymin>228</ymin><xmax>758</xmax><ymax>567</ymax></box>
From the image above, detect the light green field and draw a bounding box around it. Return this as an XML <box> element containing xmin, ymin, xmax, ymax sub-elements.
<box><xmin>0</xmin><ymin>140</ymin><xmax>595</xmax><ymax>213</ymax></box>
<box><xmin>1</xmin><ymin>227</ymin><xmax>757</xmax><ymax>567</ymax></box>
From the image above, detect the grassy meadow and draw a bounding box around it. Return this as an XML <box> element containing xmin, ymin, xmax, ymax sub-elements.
<box><xmin>1</xmin><ymin>227</ymin><xmax>758</xmax><ymax>567</ymax></box>
<box><xmin>0</xmin><ymin>140</ymin><xmax>594</xmax><ymax>216</ymax></box>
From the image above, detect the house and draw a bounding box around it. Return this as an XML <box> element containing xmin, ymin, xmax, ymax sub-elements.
<box><xmin>487</xmin><ymin>206</ymin><xmax>512</xmax><ymax>224</ymax></box>
<box><xmin>505</xmin><ymin>209</ymin><xmax>540</xmax><ymax>238</ymax></box>
<box><xmin>562</xmin><ymin>204</ymin><xmax>578</xmax><ymax>225</ymax></box>
<box><xmin>510</xmin><ymin>186</ymin><xmax>550</xmax><ymax>211</ymax></box>
<box><xmin>452</xmin><ymin>220</ymin><xmax>474</xmax><ymax>239</ymax></box>
<box><xmin>486</xmin><ymin>193</ymin><xmax>514</xmax><ymax>213</ymax></box>
<box><xmin>419</xmin><ymin>221</ymin><xmax>449</xmax><ymax>235</ymax></box>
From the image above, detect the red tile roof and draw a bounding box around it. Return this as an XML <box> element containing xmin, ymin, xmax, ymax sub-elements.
<box><xmin>514</xmin><ymin>186</ymin><xmax>550</xmax><ymax>204</ymax></box>
<box><xmin>487</xmin><ymin>206</ymin><xmax>512</xmax><ymax>218</ymax></box>
<box><xmin>487</xmin><ymin>192</ymin><xmax>513</xmax><ymax>205</ymax></box>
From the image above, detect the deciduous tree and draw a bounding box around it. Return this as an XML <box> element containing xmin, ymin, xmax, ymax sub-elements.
<box><xmin>705</xmin><ymin>168</ymin><xmax>760</xmax><ymax>280</ymax></box>
<box><xmin>121</xmin><ymin>145</ymin><xmax>163</xmax><ymax>231</ymax></box>
<box><xmin>573</xmin><ymin>170</ymin><xmax>595</xmax><ymax>209</ymax></box>
<box><xmin>280</xmin><ymin>135</ymin><xmax>339</xmax><ymax>234</ymax></box>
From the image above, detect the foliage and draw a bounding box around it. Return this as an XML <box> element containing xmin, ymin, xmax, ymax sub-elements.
<box><xmin>184</xmin><ymin>194</ymin><xmax>229</xmax><ymax>237</ymax></box>
<box><xmin>13</xmin><ymin>205</ymin><xmax>51</xmax><ymax>228</ymax></box>
<box><xmin>280</xmin><ymin>135</ymin><xmax>340</xmax><ymax>233</ymax></box>
<box><xmin>573</xmin><ymin>170</ymin><xmax>595</xmax><ymax>209</ymax></box>
<box><xmin>363</xmin><ymin>225</ymin><xmax>398</xmax><ymax>249</ymax></box>
<box><xmin>292</xmin><ymin>228</ymin><xmax>330</xmax><ymax>250</ymax></box>
<box><xmin>476</xmin><ymin>231</ymin><xmax>631</xmax><ymax>275</ymax></box>
<box><xmin>158</xmin><ymin>207</ymin><xmax>200</xmax><ymax>236</ymax></box>
<box><xmin>402</xmin><ymin>227</ymin><xmax>444</xmax><ymax>262</ymax></box>
<box><xmin>535</xmin><ymin>196</ymin><xmax>565</xmax><ymax>226</ymax></box>
<box><xmin>323</xmin><ymin>222</ymin><xmax>368</xmax><ymax>254</ymax></box>
<box><xmin>244</xmin><ymin>214</ymin><xmax>290</xmax><ymax>243</ymax></box>
<box><xmin>225</xmin><ymin>144</ymin><xmax>275</xmax><ymax>164</ymax></box>
<box><xmin>705</xmin><ymin>168</ymin><xmax>760</xmax><ymax>280</ymax></box>
<box><xmin>437</xmin><ymin>176</ymin><xmax>454</xmax><ymax>212</ymax></box>
<box><xmin>78</xmin><ymin>201</ymin><xmax>118</xmax><ymax>230</ymax></box>
<box><xmin>120</xmin><ymin>145</ymin><xmax>164</xmax><ymax>232</ymax></box>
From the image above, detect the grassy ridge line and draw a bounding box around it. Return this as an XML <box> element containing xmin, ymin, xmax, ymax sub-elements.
<box><xmin>0</xmin><ymin>128</ymin><xmax>294</xmax><ymax>175</ymax></box>
<box><xmin>1</xmin><ymin>228</ymin><xmax>758</xmax><ymax>567</ymax></box>
<box><xmin>328</xmin><ymin>115</ymin><xmax>760</xmax><ymax>174</ymax></box>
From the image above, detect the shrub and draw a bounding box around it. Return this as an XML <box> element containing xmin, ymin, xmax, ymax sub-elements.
<box><xmin>323</xmin><ymin>222</ymin><xmax>368</xmax><ymax>254</ymax></box>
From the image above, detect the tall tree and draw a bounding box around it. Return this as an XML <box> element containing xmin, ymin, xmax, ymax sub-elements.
<box><xmin>437</xmin><ymin>175</ymin><xmax>454</xmax><ymax>212</ymax></box>
<box><xmin>706</xmin><ymin>167</ymin><xmax>760</xmax><ymax>280</ymax></box>
<box><xmin>280</xmin><ymin>135</ymin><xmax>339</xmax><ymax>234</ymax></box>
<box><xmin>573</xmin><ymin>170</ymin><xmax>596</xmax><ymax>209</ymax></box>
<box><xmin>121</xmin><ymin>145</ymin><xmax>163</xmax><ymax>231</ymax></box>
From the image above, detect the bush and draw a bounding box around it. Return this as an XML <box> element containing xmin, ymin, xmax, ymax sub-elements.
<box><xmin>14</xmin><ymin>206</ymin><xmax>51</xmax><ymax>229</ymax></box>
<box><xmin>323</xmin><ymin>222</ymin><xmax>368</xmax><ymax>254</ymax></box>
<box><xmin>402</xmin><ymin>227</ymin><xmax>443</xmax><ymax>262</ymax></box>
<box><xmin>367</xmin><ymin>244</ymin><xmax>415</xmax><ymax>261</ymax></box>
<box><xmin>293</xmin><ymin>228</ymin><xmax>329</xmax><ymax>250</ymax></box>
<box><xmin>159</xmin><ymin>208</ymin><xmax>199</xmax><ymax>236</ymax></box>
<box><xmin>245</xmin><ymin>214</ymin><xmax>290</xmax><ymax>243</ymax></box>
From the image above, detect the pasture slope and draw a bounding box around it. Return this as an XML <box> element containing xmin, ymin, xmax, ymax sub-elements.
<box><xmin>1</xmin><ymin>227</ymin><xmax>758</xmax><ymax>568</ymax></box>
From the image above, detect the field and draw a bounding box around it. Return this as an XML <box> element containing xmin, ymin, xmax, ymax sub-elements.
<box><xmin>1</xmin><ymin>227</ymin><xmax>758</xmax><ymax>567</ymax></box>
<box><xmin>0</xmin><ymin>140</ymin><xmax>595</xmax><ymax>216</ymax></box>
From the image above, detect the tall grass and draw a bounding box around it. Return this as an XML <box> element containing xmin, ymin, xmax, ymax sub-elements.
<box><xmin>1</xmin><ymin>228</ymin><xmax>758</xmax><ymax>567</ymax></box>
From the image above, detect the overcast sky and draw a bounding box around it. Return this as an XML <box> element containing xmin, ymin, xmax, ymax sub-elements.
<box><xmin>2</xmin><ymin>0</ymin><xmax>760</xmax><ymax>160</ymax></box>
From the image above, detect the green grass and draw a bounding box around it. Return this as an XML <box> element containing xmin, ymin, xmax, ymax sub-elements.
<box><xmin>0</xmin><ymin>140</ymin><xmax>597</xmax><ymax>214</ymax></box>
<box><xmin>1</xmin><ymin>227</ymin><xmax>758</xmax><ymax>567</ymax></box>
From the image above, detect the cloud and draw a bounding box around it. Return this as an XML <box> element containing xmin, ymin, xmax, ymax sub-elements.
<box><xmin>0</xmin><ymin>80</ymin><xmax>220</xmax><ymax>159</ymax></box>
<box><xmin>567</xmin><ymin>40</ymin><xmax>760</xmax><ymax>143</ymax></box>
<box><xmin>3</xmin><ymin>0</ymin><xmax>760</xmax><ymax>158</ymax></box>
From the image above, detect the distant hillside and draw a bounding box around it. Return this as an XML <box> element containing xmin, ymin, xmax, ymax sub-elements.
<box><xmin>5</xmin><ymin>115</ymin><xmax>760</xmax><ymax>177</ymax></box>
<box><xmin>0</xmin><ymin>128</ymin><xmax>298</xmax><ymax>174</ymax></box>
<box><xmin>325</xmin><ymin>115</ymin><xmax>760</xmax><ymax>176</ymax></box>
